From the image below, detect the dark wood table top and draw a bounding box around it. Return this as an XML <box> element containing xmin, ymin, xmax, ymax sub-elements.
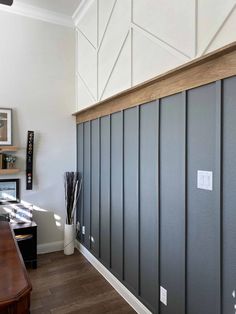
<box><xmin>11</xmin><ymin>221</ymin><xmax>37</xmax><ymax>230</ymax></box>
<box><xmin>0</xmin><ymin>221</ymin><xmax>32</xmax><ymax>309</ymax></box>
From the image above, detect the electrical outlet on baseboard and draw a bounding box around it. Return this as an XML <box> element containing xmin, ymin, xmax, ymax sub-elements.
<box><xmin>82</xmin><ymin>226</ymin><xmax>85</xmax><ymax>235</ymax></box>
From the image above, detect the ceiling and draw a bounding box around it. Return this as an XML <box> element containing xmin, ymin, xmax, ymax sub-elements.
<box><xmin>14</xmin><ymin>0</ymin><xmax>81</xmax><ymax>16</ymax></box>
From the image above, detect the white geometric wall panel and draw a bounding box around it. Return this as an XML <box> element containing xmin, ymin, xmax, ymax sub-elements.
<box><xmin>102</xmin><ymin>32</ymin><xmax>131</xmax><ymax>100</ymax></box>
<box><xmin>98</xmin><ymin>0</ymin><xmax>116</xmax><ymax>45</ymax></box>
<box><xmin>76</xmin><ymin>75</ymin><xmax>95</xmax><ymax>110</ymax></box>
<box><xmin>77</xmin><ymin>0</ymin><xmax>97</xmax><ymax>48</ymax></box>
<box><xmin>133</xmin><ymin>0</ymin><xmax>195</xmax><ymax>58</ymax></box>
<box><xmin>77</xmin><ymin>30</ymin><xmax>97</xmax><ymax>99</ymax></box>
<box><xmin>133</xmin><ymin>28</ymin><xmax>187</xmax><ymax>86</ymax></box>
<box><xmin>98</xmin><ymin>0</ymin><xmax>131</xmax><ymax>99</ymax></box>
<box><xmin>204</xmin><ymin>7</ymin><xmax>236</xmax><ymax>53</ymax></box>
<box><xmin>75</xmin><ymin>0</ymin><xmax>236</xmax><ymax>111</ymax></box>
<box><xmin>198</xmin><ymin>0</ymin><xmax>236</xmax><ymax>55</ymax></box>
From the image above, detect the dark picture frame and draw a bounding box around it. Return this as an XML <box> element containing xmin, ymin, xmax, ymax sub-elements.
<box><xmin>0</xmin><ymin>108</ymin><xmax>12</xmax><ymax>146</ymax></box>
<box><xmin>0</xmin><ymin>179</ymin><xmax>19</xmax><ymax>204</ymax></box>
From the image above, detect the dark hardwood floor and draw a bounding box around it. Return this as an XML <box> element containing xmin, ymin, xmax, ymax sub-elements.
<box><xmin>28</xmin><ymin>250</ymin><xmax>136</xmax><ymax>314</ymax></box>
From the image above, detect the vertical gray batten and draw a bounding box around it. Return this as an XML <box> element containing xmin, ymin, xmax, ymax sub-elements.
<box><xmin>109</xmin><ymin>114</ymin><xmax>112</xmax><ymax>269</ymax></box>
<box><xmin>124</xmin><ymin>107</ymin><xmax>139</xmax><ymax>294</ymax></box>
<box><xmin>215</xmin><ymin>80</ymin><xmax>222</xmax><ymax>314</ymax></box>
<box><xmin>139</xmin><ymin>100</ymin><xmax>159</xmax><ymax>313</ymax></box>
<box><xmin>91</xmin><ymin>119</ymin><xmax>100</xmax><ymax>256</ymax></box>
<box><xmin>222</xmin><ymin>76</ymin><xmax>236</xmax><ymax>314</ymax></box>
<box><xmin>157</xmin><ymin>99</ymin><xmax>160</xmax><ymax>314</ymax></box>
<box><xmin>82</xmin><ymin>123</ymin><xmax>85</xmax><ymax>241</ymax></box>
<box><xmin>90</xmin><ymin>121</ymin><xmax>92</xmax><ymax>250</ymax></box>
<box><xmin>99</xmin><ymin>118</ymin><xmax>101</xmax><ymax>259</ymax></box>
<box><xmin>187</xmin><ymin>83</ymin><xmax>221</xmax><ymax>314</ymax></box>
<box><xmin>183</xmin><ymin>91</ymin><xmax>187</xmax><ymax>314</ymax></box>
<box><xmin>110</xmin><ymin>111</ymin><xmax>123</xmax><ymax>279</ymax></box>
<box><xmin>137</xmin><ymin>106</ymin><xmax>141</xmax><ymax>297</ymax></box>
<box><xmin>100</xmin><ymin>115</ymin><xmax>111</xmax><ymax>267</ymax></box>
<box><xmin>159</xmin><ymin>93</ymin><xmax>186</xmax><ymax>314</ymax></box>
<box><xmin>77</xmin><ymin>123</ymin><xmax>84</xmax><ymax>242</ymax></box>
<box><xmin>83</xmin><ymin>121</ymin><xmax>91</xmax><ymax>249</ymax></box>
<box><xmin>122</xmin><ymin>110</ymin><xmax>125</xmax><ymax>281</ymax></box>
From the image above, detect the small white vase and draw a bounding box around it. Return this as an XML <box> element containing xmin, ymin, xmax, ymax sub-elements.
<box><xmin>64</xmin><ymin>223</ymin><xmax>75</xmax><ymax>255</ymax></box>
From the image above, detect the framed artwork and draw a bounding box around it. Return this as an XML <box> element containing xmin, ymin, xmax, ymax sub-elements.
<box><xmin>14</xmin><ymin>203</ymin><xmax>33</xmax><ymax>222</ymax></box>
<box><xmin>0</xmin><ymin>108</ymin><xmax>12</xmax><ymax>145</ymax></box>
<box><xmin>0</xmin><ymin>179</ymin><xmax>19</xmax><ymax>204</ymax></box>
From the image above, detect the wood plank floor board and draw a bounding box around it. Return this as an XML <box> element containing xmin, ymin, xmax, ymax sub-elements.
<box><xmin>28</xmin><ymin>251</ymin><xmax>136</xmax><ymax>314</ymax></box>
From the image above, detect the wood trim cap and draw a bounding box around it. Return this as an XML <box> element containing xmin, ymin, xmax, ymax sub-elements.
<box><xmin>74</xmin><ymin>42</ymin><xmax>236</xmax><ymax>124</ymax></box>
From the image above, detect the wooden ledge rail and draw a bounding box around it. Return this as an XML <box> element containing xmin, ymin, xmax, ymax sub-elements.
<box><xmin>73</xmin><ymin>41</ymin><xmax>236</xmax><ymax>124</ymax></box>
<box><xmin>0</xmin><ymin>146</ymin><xmax>18</xmax><ymax>152</ymax></box>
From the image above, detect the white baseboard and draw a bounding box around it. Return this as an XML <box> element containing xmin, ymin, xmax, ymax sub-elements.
<box><xmin>37</xmin><ymin>240</ymin><xmax>64</xmax><ymax>254</ymax></box>
<box><xmin>75</xmin><ymin>240</ymin><xmax>152</xmax><ymax>314</ymax></box>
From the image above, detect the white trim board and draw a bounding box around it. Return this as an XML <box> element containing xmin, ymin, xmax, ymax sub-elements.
<box><xmin>75</xmin><ymin>241</ymin><xmax>152</xmax><ymax>314</ymax></box>
<box><xmin>37</xmin><ymin>240</ymin><xmax>64</xmax><ymax>254</ymax></box>
<box><xmin>72</xmin><ymin>0</ymin><xmax>95</xmax><ymax>26</ymax></box>
<box><xmin>0</xmin><ymin>0</ymin><xmax>95</xmax><ymax>28</ymax></box>
<box><xmin>0</xmin><ymin>2</ymin><xmax>73</xmax><ymax>28</ymax></box>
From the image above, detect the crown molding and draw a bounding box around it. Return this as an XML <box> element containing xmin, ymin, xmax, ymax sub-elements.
<box><xmin>0</xmin><ymin>2</ymin><xmax>74</xmax><ymax>28</ymax></box>
<box><xmin>72</xmin><ymin>0</ymin><xmax>95</xmax><ymax>26</ymax></box>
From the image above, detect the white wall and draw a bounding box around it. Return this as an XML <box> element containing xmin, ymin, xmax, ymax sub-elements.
<box><xmin>0</xmin><ymin>10</ymin><xmax>76</xmax><ymax>247</ymax></box>
<box><xmin>75</xmin><ymin>0</ymin><xmax>236</xmax><ymax>110</ymax></box>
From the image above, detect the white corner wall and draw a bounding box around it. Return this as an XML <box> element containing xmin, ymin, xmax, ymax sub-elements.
<box><xmin>75</xmin><ymin>0</ymin><xmax>236</xmax><ymax>110</ymax></box>
<box><xmin>0</xmin><ymin>11</ymin><xmax>76</xmax><ymax>247</ymax></box>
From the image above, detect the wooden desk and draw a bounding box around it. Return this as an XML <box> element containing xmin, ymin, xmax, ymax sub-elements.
<box><xmin>0</xmin><ymin>222</ymin><xmax>32</xmax><ymax>314</ymax></box>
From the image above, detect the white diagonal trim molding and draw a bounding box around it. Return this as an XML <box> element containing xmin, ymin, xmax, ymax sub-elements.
<box><xmin>98</xmin><ymin>0</ymin><xmax>118</xmax><ymax>52</ymax></box>
<box><xmin>201</xmin><ymin>3</ymin><xmax>236</xmax><ymax>55</ymax></box>
<box><xmin>130</xmin><ymin>0</ymin><xmax>134</xmax><ymax>86</ymax></box>
<box><xmin>131</xmin><ymin>0</ymin><xmax>134</xmax><ymax>23</ymax></box>
<box><xmin>97</xmin><ymin>0</ymin><xmax>99</xmax><ymax>99</ymax></box>
<box><xmin>131</xmin><ymin>21</ymin><xmax>191</xmax><ymax>61</ymax></box>
<box><xmin>194</xmin><ymin>0</ymin><xmax>198</xmax><ymax>57</ymax></box>
<box><xmin>130</xmin><ymin>27</ymin><xmax>134</xmax><ymax>87</ymax></box>
<box><xmin>73</xmin><ymin>0</ymin><xmax>95</xmax><ymax>26</ymax></box>
<box><xmin>76</xmin><ymin>27</ymin><xmax>97</xmax><ymax>50</ymax></box>
<box><xmin>77</xmin><ymin>71</ymin><xmax>97</xmax><ymax>102</ymax></box>
<box><xmin>0</xmin><ymin>2</ymin><xmax>73</xmax><ymax>28</ymax></box>
<box><xmin>99</xmin><ymin>30</ymin><xmax>130</xmax><ymax>100</ymax></box>
<box><xmin>97</xmin><ymin>0</ymin><xmax>99</xmax><ymax>49</ymax></box>
<box><xmin>75</xmin><ymin>33</ymin><xmax>79</xmax><ymax>107</ymax></box>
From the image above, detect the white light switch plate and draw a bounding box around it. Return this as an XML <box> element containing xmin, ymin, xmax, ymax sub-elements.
<box><xmin>197</xmin><ymin>170</ymin><xmax>213</xmax><ymax>191</ymax></box>
<box><xmin>160</xmin><ymin>286</ymin><xmax>167</xmax><ymax>306</ymax></box>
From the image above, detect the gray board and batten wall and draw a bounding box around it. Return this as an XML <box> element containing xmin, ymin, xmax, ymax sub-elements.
<box><xmin>75</xmin><ymin>44</ymin><xmax>236</xmax><ymax>314</ymax></box>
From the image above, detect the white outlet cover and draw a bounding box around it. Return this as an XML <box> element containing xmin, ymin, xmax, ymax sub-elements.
<box><xmin>197</xmin><ymin>170</ymin><xmax>213</xmax><ymax>191</ymax></box>
<box><xmin>160</xmin><ymin>286</ymin><xmax>167</xmax><ymax>306</ymax></box>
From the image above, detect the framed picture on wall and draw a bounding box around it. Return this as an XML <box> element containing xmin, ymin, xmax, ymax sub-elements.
<box><xmin>0</xmin><ymin>108</ymin><xmax>12</xmax><ymax>145</ymax></box>
<box><xmin>0</xmin><ymin>179</ymin><xmax>19</xmax><ymax>204</ymax></box>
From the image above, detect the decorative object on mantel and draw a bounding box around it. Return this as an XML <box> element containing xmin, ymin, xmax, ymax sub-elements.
<box><xmin>64</xmin><ymin>172</ymin><xmax>82</xmax><ymax>255</ymax></box>
<box><xmin>26</xmin><ymin>131</ymin><xmax>34</xmax><ymax>190</ymax></box>
<box><xmin>0</xmin><ymin>147</ymin><xmax>19</xmax><ymax>173</ymax></box>
<box><xmin>5</xmin><ymin>154</ymin><xmax>16</xmax><ymax>169</ymax></box>
<box><xmin>0</xmin><ymin>108</ymin><xmax>12</xmax><ymax>146</ymax></box>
